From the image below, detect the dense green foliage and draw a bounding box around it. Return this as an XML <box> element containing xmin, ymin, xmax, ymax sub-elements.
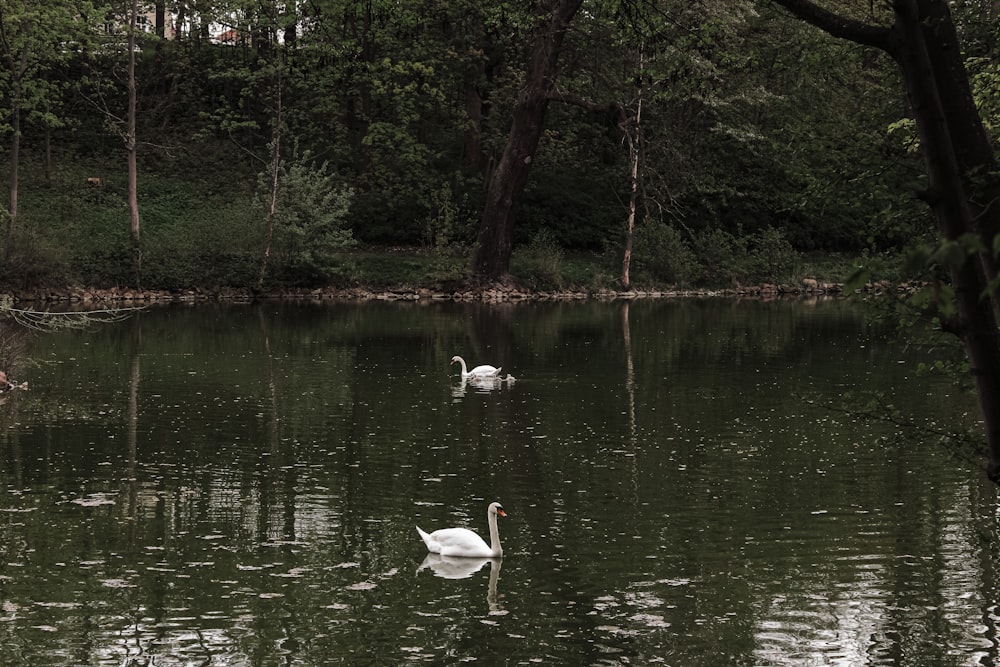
<box><xmin>0</xmin><ymin>0</ymin><xmax>972</xmax><ymax>290</ymax></box>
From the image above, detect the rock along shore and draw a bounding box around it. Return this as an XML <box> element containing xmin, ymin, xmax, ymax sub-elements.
<box><xmin>0</xmin><ymin>279</ymin><xmax>924</xmax><ymax>305</ymax></box>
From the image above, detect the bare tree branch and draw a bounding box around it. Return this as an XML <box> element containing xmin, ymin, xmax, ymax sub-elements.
<box><xmin>0</xmin><ymin>297</ymin><xmax>142</xmax><ymax>332</ymax></box>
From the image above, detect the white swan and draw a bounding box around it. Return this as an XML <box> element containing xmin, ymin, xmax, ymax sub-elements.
<box><xmin>416</xmin><ymin>501</ymin><xmax>507</xmax><ymax>558</ymax></box>
<box><xmin>451</xmin><ymin>355</ymin><xmax>502</xmax><ymax>379</ymax></box>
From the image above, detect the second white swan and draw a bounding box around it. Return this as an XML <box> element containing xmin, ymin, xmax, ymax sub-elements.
<box><xmin>416</xmin><ymin>501</ymin><xmax>507</xmax><ymax>558</ymax></box>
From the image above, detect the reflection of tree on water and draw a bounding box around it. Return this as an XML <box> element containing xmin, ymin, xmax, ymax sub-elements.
<box><xmin>417</xmin><ymin>553</ymin><xmax>503</xmax><ymax>611</ymax></box>
<box><xmin>127</xmin><ymin>317</ymin><xmax>140</xmax><ymax>531</ymax></box>
<box><xmin>622</xmin><ymin>302</ymin><xmax>638</xmax><ymax>510</ymax></box>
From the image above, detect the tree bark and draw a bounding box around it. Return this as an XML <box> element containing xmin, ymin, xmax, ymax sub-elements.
<box><xmin>916</xmin><ymin>0</ymin><xmax>1000</xmax><ymax>311</ymax></box>
<box><xmin>6</xmin><ymin>97</ymin><xmax>19</xmax><ymax>263</ymax></box>
<box><xmin>622</xmin><ymin>49</ymin><xmax>645</xmax><ymax>290</ymax></box>
<box><xmin>154</xmin><ymin>0</ymin><xmax>165</xmax><ymax>39</ymax></box>
<box><xmin>472</xmin><ymin>0</ymin><xmax>583</xmax><ymax>284</ymax></box>
<box><xmin>259</xmin><ymin>68</ymin><xmax>282</xmax><ymax>291</ymax></box>
<box><xmin>127</xmin><ymin>0</ymin><xmax>141</xmax><ymax>281</ymax></box>
<box><xmin>3</xmin><ymin>39</ymin><xmax>29</xmax><ymax>264</ymax></box>
<box><xmin>772</xmin><ymin>0</ymin><xmax>1000</xmax><ymax>479</ymax></box>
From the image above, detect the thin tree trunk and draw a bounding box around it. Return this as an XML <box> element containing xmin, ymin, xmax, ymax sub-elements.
<box><xmin>6</xmin><ymin>103</ymin><xmax>19</xmax><ymax>263</ymax></box>
<box><xmin>127</xmin><ymin>319</ymin><xmax>140</xmax><ymax>528</ymax></box>
<box><xmin>259</xmin><ymin>65</ymin><xmax>283</xmax><ymax>290</ymax></box>
<box><xmin>4</xmin><ymin>43</ymin><xmax>28</xmax><ymax>264</ymax></box>
<box><xmin>127</xmin><ymin>0</ymin><xmax>141</xmax><ymax>281</ymax></box>
<box><xmin>472</xmin><ymin>0</ymin><xmax>583</xmax><ymax>284</ymax></box>
<box><xmin>154</xmin><ymin>0</ymin><xmax>165</xmax><ymax>38</ymax></box>
<box><xmin>175</xmin><ymin>2</ymin><xmax>186</xmax><ymax>42</ymax></box>
<box><xmin>44</xmin><ymin>125</ymin><xmax>51</xmax><ymax>187</ymax></box>
<box><xmin>622</xmin><ymin>49</ymin><xmax>645</xmax><ymax>290</ymax></box>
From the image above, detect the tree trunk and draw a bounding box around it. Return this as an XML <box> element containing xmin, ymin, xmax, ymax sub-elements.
<box><xmin>622</xmin><ymin>49</ymin><xmax>645</xmax><ymax>290</ymax></box>
<box><xmin>175</xmin><ymin>2</ymin><xmax>186</xmax><ymax>42</ymax></box>
<box><xmin>915</xmin><ymin>0</ymin><xmax>1000</xmax><ymax>311</ymax></box>
<box><xmin>6</xmin><ymin>102</ymin><xmax>19</xmax><ymax>263</ymax></box>
<box><xmin>155</xmin><ymin>0</ymin><xmax>165</xmax><ymax>39</ymax></box>
<box><xmin>894</xmin><ymin>0</ymin><xmax>1000</xmax><ymax>480</ymax></box>
<box><xmin>472</xmin><ymin>0</ymin><xmax>583</xmax><ymax>284</ymax></box>
<box><xmin>259</xmin><ymin>74</ymin><xmax>282</xmax><ymax>291</ymax></box>
<box><xmin>127</xmin><ymin>0</ymin><xmax>141</xmax><ymax>282</ymax></box>
<box><xmin>4</xmin><ymin>44</ymin><xmax>28</xmax><ymax>264</ymax></box>
<box><xmin>44</xmin><ymin>125</ymin><xmax>51</xmax><ymax>187</ymax></box>
<box><xmin>772</xmin><ymin>0</ymin><xmax>1000</xmax><ymax>479</ymax></box>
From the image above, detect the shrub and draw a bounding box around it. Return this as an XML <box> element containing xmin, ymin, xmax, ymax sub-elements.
<box><xmin>512</xmin><ymin>228</ymin><xmax>564</xmax><ymax>290</ymax></box>
<box><xmin>256</xmin><ymin>145</ymin><xmax>356</xmax><ymax>286</ymax></box>
<box><xmin>422</xmin><ymin>183</ymin><xmax>464</xmax><ymax>251</ymax></box>
<box><xmin>746</xmin><ymin>226</ymin><xmax>797</xmax><ymax>283</ymax></box>
<box><xmin>631</xmin><ymin>220</ymin><xmax>698</xmax><ymax>285</ymax></box>
<box><xmin>691</xmin><ymin>226</ymin><xmax>798</xmax><ymax>286</ymax></box>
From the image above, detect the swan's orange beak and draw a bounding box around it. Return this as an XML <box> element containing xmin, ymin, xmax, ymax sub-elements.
<box><xmin>497</xmin><ymin>508</ymin><xmax>507</xmax><ymax>517</ymax></box>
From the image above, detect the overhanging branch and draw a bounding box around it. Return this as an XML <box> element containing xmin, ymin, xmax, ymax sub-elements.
<box><xmin>770</xmin><ymin>0</ymin><xmax>893</xmax><ymax>52</ymax></box>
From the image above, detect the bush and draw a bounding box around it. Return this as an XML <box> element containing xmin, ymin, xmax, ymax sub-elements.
<box><xmin>746</xmin><ymin>226</ymin><xmax>797</xmax><ymax>283</ymax></box>
<box><xmin>689</xmin><ymin>226</ymin><xmax>797</xmax><ymax>286</ymax></box>
<box><xmin>256</xmin><ymin>145</ymin><xmax>356</xmax><ymax>286</ymax></box>
<box><xmin>691</xmin><ymin>227</ymin><xmax>744</xmax><ymax>285</ymax></box>
<box><xmin>512</xmin><ymin>228</ymin><xmax>564</xmax><ymax>290</ymax></box>
<box><xmin>631</xmin><ymin>220</ymin><xmax>698</xmax><ymax>285</ymax></box>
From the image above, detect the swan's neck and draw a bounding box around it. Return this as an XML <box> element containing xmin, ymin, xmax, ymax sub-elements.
<box><xmin>488</xmin><ymin>510</ymin><xmax>502</xmax><ymax>557</ymax></box>
<box><xmin>459</xmin><ymin>358</ymin><xmax>468</xmax><ymax>375</ymax></box>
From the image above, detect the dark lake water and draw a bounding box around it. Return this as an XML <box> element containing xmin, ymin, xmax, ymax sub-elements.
<box><xmin>0</xmin><ymin>297</ymin><xmax>994</xmax><ymax>666</ymax></box>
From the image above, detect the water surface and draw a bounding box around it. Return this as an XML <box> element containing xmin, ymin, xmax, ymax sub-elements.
<box><xmin>0</xmin><ymin>298</ymin><xmax>993</xmax><ymax>666</ymax></box>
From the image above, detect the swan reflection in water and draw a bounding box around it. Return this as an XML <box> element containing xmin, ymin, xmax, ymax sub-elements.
<box><xmin>451</xmin><ymin>373</ymin><xmax>516</xmax><ymax>398</ymax></box>
<box><xmin>417</xmin><ymin>554</ymin><xmax>504</xmax><ymax>611</ymax></box>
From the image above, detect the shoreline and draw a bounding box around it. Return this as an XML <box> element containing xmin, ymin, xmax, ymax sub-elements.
<box><xmin>0</xmin><ymin>281</ymin><xmax>858</xmax><ymax>305</ymax></box>
<box><xmin>2</xmin><ymin>274</ymin><xmax>935</xmax><ymax>305</ymax></box>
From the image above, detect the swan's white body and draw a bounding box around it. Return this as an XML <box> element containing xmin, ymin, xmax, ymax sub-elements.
<box><xmin>416</xmin><ymin>501</ymin><xmax>507</xmax><ymax>558</ymax></box>
<box><xmin>451</xmin><ymin>355</ymin><xmax>502</xmax><ymax>379</ymax></box>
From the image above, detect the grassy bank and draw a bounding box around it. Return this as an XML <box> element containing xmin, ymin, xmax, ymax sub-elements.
<box><xmin>2</xmin><ymin>150</ymin><xmax>872</xmax><ymax>294</ymax></box>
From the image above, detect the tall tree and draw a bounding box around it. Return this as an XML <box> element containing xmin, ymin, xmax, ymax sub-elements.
<box><xmin>621</xmin><ymin>47</ymin><xmax>644</xmax><ymax>289</ymax></box>
<box><xmin>771</xmin><ymin>0</ymin><xmax>1000</xmax><ymax>479</ymax></box>
<box><xmin>472</xmin><ymin>0</ymin><xmax>584</xmax><ymax>284</ymax></box>
<box><xmin>0</xmin><ymin>1</ymin><xmax>87</xmax><ymax>264</ymax></box>
<box><xmin>126</xmin><ymin>0</ymin><xmax>141</xmax><ymax>279</ymax></box>
<box><xmin>259</xmin><ymin>53</ymin><xmax>283</xmax><ymax>289</ymax></box>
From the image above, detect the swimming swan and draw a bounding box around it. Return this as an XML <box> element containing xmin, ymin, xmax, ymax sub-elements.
<box><xmin>416</xmin><ymin>501</ymin><xmax>507</xmax><ymax>558</ymax></box>
<box><xmin>451</xmin><ymin>355</ymin><xmax>502</xmax><ymax>379</ymax></box>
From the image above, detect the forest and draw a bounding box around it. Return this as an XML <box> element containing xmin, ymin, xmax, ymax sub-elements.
<box><xmin>4</xmin><ymin>0</ymin><xmax>988</xmax><ymax>293</ymax></box>
<box><xmin>8</xmin><ymin>1</ymin><xmax>1000</xmax><ymax>476</ymax></box>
